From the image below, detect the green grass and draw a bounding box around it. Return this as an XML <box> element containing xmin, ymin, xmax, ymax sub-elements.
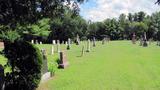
<box><xmin>1</xmin><ymin>41</ymin><xmax>160</xmax><ymax>90</ymax></box>
<box><xmin>37</xmin><ymin>41</ymin><xmax>160</xmax><ymax>90</ymax></box>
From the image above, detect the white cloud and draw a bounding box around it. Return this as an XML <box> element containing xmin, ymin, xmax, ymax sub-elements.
<box><xmin>80</xmin><ymin>0</ymin><xmax>160</xmax><ymax>22</ymax></box>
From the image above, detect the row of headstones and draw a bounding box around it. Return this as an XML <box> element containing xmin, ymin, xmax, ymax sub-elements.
<box><xmin>132</xmin><ymin>32</ymin><xmax>150</xmax><ymax>47</ymax></box>
<box><xmin>132</xmin><ymin>32</ymin><xmax>160</xmax><ymax>47</ymax></box>
<box><xmin>31</xmin><ymin>40</ymin><xmax>43</xmax><ymax>44</ymax></box>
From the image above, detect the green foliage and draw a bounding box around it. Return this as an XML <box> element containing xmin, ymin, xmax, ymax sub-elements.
<box><xmin>3</xmin><ymin>40</ymin><xmax>43</xmax><ymax>90</ymax></box>
<box><xmin>30</xmin><ymin>18</ymin><xmax>51</xmax><ymax>37</ymax></box>
<box><xmin>0</xmin><ymin>31</ymin><xmax>20</xmax><ymax>42</ymax></box>
<box><xmin>48</xmin><ymin>13</ymin><xmax>88</xmax><ymax>42</ymax></box>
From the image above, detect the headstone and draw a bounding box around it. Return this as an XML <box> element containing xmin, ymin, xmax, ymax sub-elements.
<box><xmin>40</xmin><ymin>50</ymin><xmax>51</xmax><ymax>82</ymax></box>
<box><xmin>0</xmin><ymin>65</ymin><xmax>4</xmax><ymax>90</ymax></box>
<box><xmin>51</xmin><ymin>45</ymin><xmax>54</xmax><ymax>55</ymax></box>
<box><xmin>132</xmin><ymin>33</ymin><xmax>136</xmax><ymax>44</ymax></box>
<box><xmin>140</xmin><ymin>35</ymin><xmax>143</xmax><ymax>46</ymax></box>
<box><xmin>93</xmin><ymin>37</ymin><xmax>96</xmax><ymax>47</ymax></box>
<box><xmin>102</xmin><ymin>38</ymin><xmax>105</xmax><ymax>45</ymax></box>
<box><xmin>58</xmin><ymin>51</ymin><xmax>69</xmax><ymax>69</ymax></box>
<box><xmin>40</xmin><ymin>41</ymin><xmax>42</xmax><ymax>44</ymax></box>
<box><xmin>143</xmin><ymin>32</ymin><xmax>148</xmax><ymax>47</ymax></box>
<box><xmin>36</xmin><ymin>40</ymin><xmax>39</xmax><ymax>44</ymax></box>
<box><xmin>157</xmin><ymin>41</ymin><xmax>160</xmax><ymax>46</ymax></box>
<box><xmin>31</xmin><ymin>40</ymin><xmax>34</xmax><ymax>44</ymax></box>
<box><xmin>106</xmin><ymin>36</ymin><xmax>110</xmax><ymax>43</ymax></box>
<box><xmin>57</xmin><ymin>40</ymin><xmax>60</xmax><ymax>53</ymax></box>
<box><xmin>65</xmin><ymin>41</ymin><xmax>68</xmax><ymax>46</ymax></box>
<box><xmin>67</xmin><ymin>38</ymin><xmax>71</xmax><ymax>50</ymax></box>
<box><xmin>76</xmin><ymin>34</ymin><xmax>80</xmax><ymax>45</ymax></box>
<box><xmin>41</xmin><ymin>49</ymin><xmax>48</xmax><ymax>74</ymax></box>
<box><xmin>52</xmin><ymin>40</ymin><xmax>56</xmax><ymax>45</ymax></box>
<box><xmin>149</xmin><ymin>38</ymin><xmax>152</xmax><ymax>45</ymax></box>
<box><xmin>81</xmin><ymin>45</ymin><xmax>85</xmax><ymax>56</ymax></box>
<box><xmin>86</xmin><ymin>39</ymin><xmax>91</xmax><ymax>52</ymax></box>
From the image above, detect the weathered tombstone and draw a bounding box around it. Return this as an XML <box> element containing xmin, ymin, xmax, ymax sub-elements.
<box><xmin>93</xmin><ymin>37</ymin><xmax>96</xmax><ymax>47</ymax></box>
<box><xmin>86</xmin><ymin>39</ymin><xmax>91</xmax><ymax>52</ymax></box>
<box><xmin>81</xmin><ymin>45</ymin><xmax>85</xmax><ymax>56</ymax></box>
<box><xmin>31</xmin><ymin>40</ymin><xmax>34</xmax><ymax>44</ymax></box>
<box><xmin>52</xmin><ymin>40</ymin><xmax>56</xmax><ymax>45</ymax></box>
<box><xmin>65</xmin><ymin>41</ymin><xmax>68</xmax><ymax>46</ymax></box>
<box><xmin>58</xmin><ymin>51</ymin><xmax>69</xmax><ymax>69</ymax></box>
<box><xmin>41</xmin><ymin>49</ymin><xmax>48</xmax><ymax>74</ymax></box>
<box><xmin>132</xmin><ymin>33</ymin><xmax>136</xmax><ymax>44</ymax></box>
<box><xmin>36</xmin><ymin>40</ymin><xmax>39</xmax><ymax>44</ymax></box>
<box><xmin>106</xmin><ymin>36</ymin><xmax>110</xmax><ymax>43</ymax></box>
<box><xmin>41</xmin><ymin>49</ymin><xmax>51</xmax><ymax>82</ymax></box>
<box><xmin>76</xmin><ymin>34</ymin><xmax>80</xmax><ymax>45</ymax></box>
<box><xmin>143</xmin><ymin>32</ymin><xmax>148</xmax><ymax>47</ymax></box>
<box><xmin>0</xmin><ymin>65</ymin><xmax>4</xmax><ymax>90</ymax></box>
<box><xmin>67</xmin><ymin>38</ymin><xmax>71</xmax><ymax>50</ymax></box>
<box><xmin>57</xmin><ymin>40</ymin><xmax>60</xmax><ymax>53</ymax></box>
<box><xmin>140</xmin><ymin>35</ymin><xmax>143</xmax><ymax>46</ymax></box>
<box><xmin>149</xmin><ymin>38</ymin><xmax>152</xmax><ymax>45</ymax></box>
<box><xmin>102</xmin><ymin>38</ymin><xmax>105</xmax><ymax>45</ymax></box>
<box><xmin>51</xmin><ymin>45</ymin><xmax>54</xmax><ymax>55</ymax></box>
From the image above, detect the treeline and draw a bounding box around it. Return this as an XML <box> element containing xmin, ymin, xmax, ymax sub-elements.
<box><xmin>1</xmin><ymin>10</ymin><xmax>160</xmax><ymax>42</ymax></box>
<box><xmin>49</xmin><ymin>11</ymin><xmax>160</xmax><ymax>42</ymax></box>
<box><xmin>88</xmin><ymin>11</ymin><xmax>160</xmax><ymax>41</ymax></box>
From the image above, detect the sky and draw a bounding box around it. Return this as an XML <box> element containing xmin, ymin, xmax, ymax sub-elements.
<box><xmin>79</xmin><ymin>0</ymin><xmax>160</xmax><ymax>22</ymax></box>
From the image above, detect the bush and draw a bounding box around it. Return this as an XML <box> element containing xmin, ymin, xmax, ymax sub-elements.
<box><xmin>3</xmin><ymin>40</ymin><xmax>43</xmax><ymax>90</ymax></box>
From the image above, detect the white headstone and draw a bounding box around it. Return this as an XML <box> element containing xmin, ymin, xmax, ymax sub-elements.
<box><xmin>57</xmin><ymin>40</ymin><xmax>60</xmax><ymax>53</ymax></box>
<box><xmin>52</xmin><ymin>40</ymin><xmax>56</xmax><ymax>45</ymax></box>
<box><xmin>31</xmin><ymin>40</ymin><xmax>34</xmax><ymax>44</ymax></box>
<box><xmin>40</xmin><ymin>41</ymin><xmax>42</xmax><ymax>44</ymax></box>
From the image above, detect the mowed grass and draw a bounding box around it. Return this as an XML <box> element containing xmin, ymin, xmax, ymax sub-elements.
<box><xmin>37</xmin><ymin>41</ymin><xmax>160</xmax><ymax>90</ymax></box>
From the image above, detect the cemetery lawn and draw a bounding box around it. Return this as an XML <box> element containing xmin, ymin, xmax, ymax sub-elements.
<box><xmin>37</xmin><ymin>41</ymin><xmax>160</xmax><ymax>90</ymax></box>
<box><xmin>1</xmin><ymin>41</ymin><xmax>160</xmax><ymax>90</ymax></box>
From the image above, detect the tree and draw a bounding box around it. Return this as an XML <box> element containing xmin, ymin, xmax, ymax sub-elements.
<box><xmin>3</xmin><ymin>40</ymin><xmax>43</xmax><ymax>90</ymax></box>
<box><xmin>128</xmin><ymin>13</ymin><xmax>133</xmax><ymax>22</ymax></box>
<box><xmin>137</xmin><ymin>11</ymin><xmax>146</xmax><ymax>22</ymax></box>
<box><xmin>0</xmin><ymin>0</ymin><xmax>86</xmax><ymax>42</ymax></box>
<box><xmin>48</xmin><ymin>12</ymin><xmax>88</xmax><ymax>43</ymax></box>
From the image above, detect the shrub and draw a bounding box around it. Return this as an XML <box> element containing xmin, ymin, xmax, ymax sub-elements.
<box><xmin>3</xmin><ymin>40</ymin><xmax>43</xmax><ymax>90</ymax></box>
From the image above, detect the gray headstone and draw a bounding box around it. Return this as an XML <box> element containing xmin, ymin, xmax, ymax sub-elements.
<box><xmin>76</xmin><ymin>34</ymin><xmax>80</xmax><ymax>45</ymax></box>
<box><xmin>132</xmin><ymin>33</ymin><xmax>136</xmax><ymax>44</ymax></box>
<box><xmin>36</xmin><ymin>40</ymin><xmax>39</xmax><ymax>44</ymax></box>
<box><xmin>81</xmin><ymin>45</ymin><xmax>85</xmax><ymax>56</ymax></box>
<box><xmin>57</xmin><ymin>40</ymin><xmax>60</xmax><ymax>53</ymax></box>
<box><xmin>86</xmin><ymin>39</ymin><xmax>91</xmax><ymax>52</ymax></box>
<box><xmin>41</xmin><ymin>49</ymin><xmax>48</xmax><ymax>74</ymax></box>
<box><xmin>143</xmin><ymin>32</ymin><xmax>148</xmax><ymax>47</ymax></box>
<box><xmin>93</xmin><ymin>37</ymin><xmax>96</xmax><ymax>47</ymax></box>
<box><xmin>140</xmin><ymin>35</ymin><xmax>143</xmax><ymax>46</ymax></box>
<box><xmin>67</xmin><ymin>38</ymin><xmax>71</xmax><ymax>50</ymax></box>
<box><xmin>102</xmin><ymin>38</ymin><xmax>105</xmax><ymax>45</ymax></box>
<box><xmin>58</xmin><ymin>51</ymin><xmax>69</xmax><ymax>69</ymax></box>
